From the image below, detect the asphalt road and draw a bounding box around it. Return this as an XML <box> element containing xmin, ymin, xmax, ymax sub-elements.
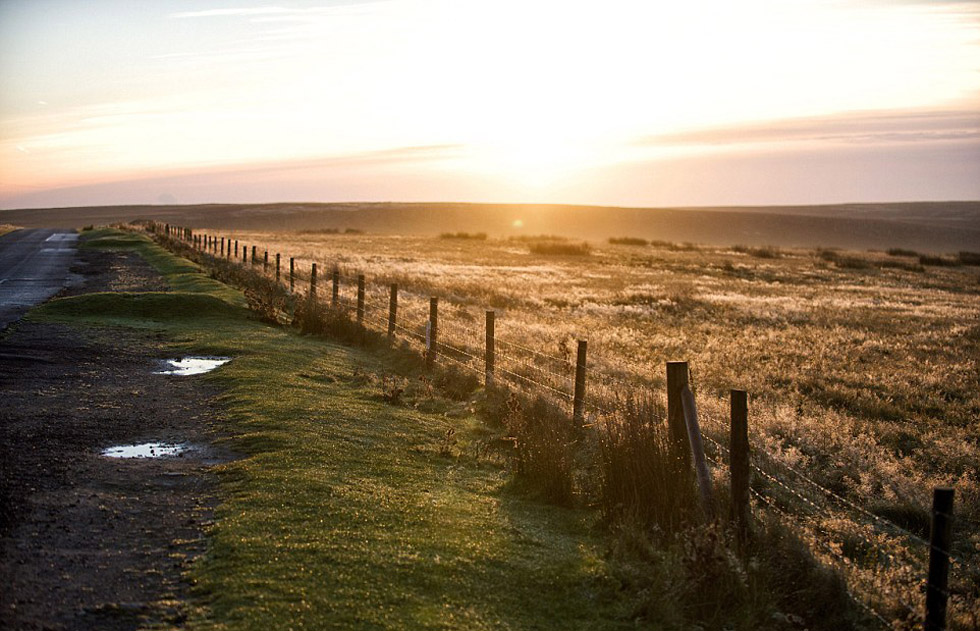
<box><xmin>0</xmin><ymin>229</ymin><xmax>78</xmax><ymax>332</ymax></box>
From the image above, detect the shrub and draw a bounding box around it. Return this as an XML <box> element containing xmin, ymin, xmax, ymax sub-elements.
<box><xmin>439</xmin><ymin>232</ymin><xmax>488</xmax><ymax>240</ymax></box>
<box><xmin>609</xmin><ymin>237</ymin><xmax>649</xmax><ymax>246</ymax></box>
<box><xmin>957</xmin><ymin>251</ymin><xmax>980</xmax><ymax>265</ymax></box>
<box><xmin>528</xmin><ymin>241</ymin><xmax>591</xmax><ymax>256</ymax></box>
<box><xmin>508</xmin><ymin>234</ymin><xmax>567</xmax><ymax>242</ymax></box>
<box><xmin>886</xmin><ymin>248</ymin><xmax>919</xmax><ymax>257</ymax></box>
<box><xmin>733</xmin><ymin>245</ymin><xmax>781</xmax><ymax>258</ymax></box>
<box><xmin>919</xmin><ymin>254</ymin><xmax>958</xmax><ymax>267</ymax></box>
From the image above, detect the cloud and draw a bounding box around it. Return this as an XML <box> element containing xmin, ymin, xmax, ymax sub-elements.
<box><xmin>640</xmin><ymin>107</ymin><xmax>980</xmax><ymax>150</ymax></box>
<box><xmin>169</xmin><ymin>2</ymin><xmax>382</xmax><ymax>20</ymax></box>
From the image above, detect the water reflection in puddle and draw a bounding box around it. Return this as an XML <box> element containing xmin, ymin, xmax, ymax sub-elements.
<box><xmin>102</xmin><ymin>442</ymin><xmax>187</xmax><ymax>459</ymax></box>
<box><xmin>155</xmin><ymin>357</ymin><xmax>230</xmax><ymax>376</ymax></box>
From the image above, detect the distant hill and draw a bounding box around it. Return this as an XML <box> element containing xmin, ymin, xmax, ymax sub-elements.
<box><xmin>2</xmin><ymin>201</ymin><xmax>978</xmax><ymax>253</ymax></box>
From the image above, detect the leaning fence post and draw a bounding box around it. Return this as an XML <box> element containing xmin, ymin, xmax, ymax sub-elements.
<box><xmin>573</xmin><ymin>340</ymin><xmax>588</xmax><ymax>424</ymax></box>
<box><xmin>332</xmin><ymin>267</ymin><xmax>340</xmax><ymax>307</ymax></box>
<box><xmin>667</xmin><ymin>362</ymin><xmax>692</xmax><ymax>468</ymax></box>
<box><xmin>356</xmin><ymin>274</ymin><xmax>365</xmax><ymax>324</ymax></box>
<box><xmin>289</xmin><ymin>257</ymin><xmax>295</xmax><ymax>292</ymax></box>
<box><xmin>730</xmin><ymin>390</ymin><xmax>750</xmax><ymax>540</ymax></box>
<box><xmin>310</xmin><ymin>263</ymin><xmax>318</xmax><ymax>299</ymax></box>
<box><xmin>426</xmin><ymin>297</ymin><xmax>438</xmax><ymax>369</ymax></box>
<box><xmin>387</xmin><ymin>283</ymin><xmax>398</xmax><ymax>338</ymax></box>
<box><xmin>925</xmin><ymin>487</ymin><xmax>955</xmax><ymax>631</ymax></box>
<box><xmin>485</xmin><ymin>310</ymin><xmax>495</xmax><ymax>387</ymax></box>
<box><xmin>681</xmin><ymin>384</ymin><xmax>716</xmax><ymax>521</ymax></box>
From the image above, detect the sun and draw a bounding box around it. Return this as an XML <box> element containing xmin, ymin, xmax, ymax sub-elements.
<box><xmin>464</xmin><ymin>128</ymin><xmax>609</xmax><ymax>193</ymax></box>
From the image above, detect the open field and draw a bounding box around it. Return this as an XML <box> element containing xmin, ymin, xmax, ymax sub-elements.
<box><xmin>190</xmin><ymin>226</ymin><xmax>980</xmax><ymax>627</ymax></box>
<box><xmin>2</xmin><ymin>201</ymin><xmax>980</xmax><ymax>251</ymax></box>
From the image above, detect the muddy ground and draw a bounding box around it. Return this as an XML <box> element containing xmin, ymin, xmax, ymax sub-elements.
<box><xmin>0</xmin><ymin>245</ymin><xmax>230</xmax><ymax>630</ymax></box>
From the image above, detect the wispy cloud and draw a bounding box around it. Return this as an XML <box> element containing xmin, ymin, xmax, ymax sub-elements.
<box><xmin>169</xmin><ymin>2</ymin><xmax>383</xmax><ymax>20</ymax></box>
<box><xmin>640</xmin><ymin>107</ymin><xmax>980</xmax><ymax>149</ymax></box>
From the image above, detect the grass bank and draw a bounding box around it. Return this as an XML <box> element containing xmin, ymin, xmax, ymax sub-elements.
<box><xmin>32</xmin><ymin>229</ymin><xmax>633</xmax><ymax>630</ymax></box>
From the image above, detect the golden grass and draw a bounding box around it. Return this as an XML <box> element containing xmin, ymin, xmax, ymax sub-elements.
<box><xmin>200</xmin><ymin>229</ymin><xmax>979</xmax><ymax>628</ymax></box>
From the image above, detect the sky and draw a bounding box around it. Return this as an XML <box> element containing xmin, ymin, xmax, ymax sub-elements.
<box><xmin>1</xmin><ymin>0</ymin><xmax>979</xmax><ymax>210</ymax></box>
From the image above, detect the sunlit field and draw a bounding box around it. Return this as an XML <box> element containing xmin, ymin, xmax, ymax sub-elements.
<box><xmin>200</xmin><ymin>228</ymin><xmax>979</xmax><ymax>627</ymax></box>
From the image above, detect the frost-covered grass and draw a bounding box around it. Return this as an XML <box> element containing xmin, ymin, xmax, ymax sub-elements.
<box><xmin>212</xmin><ymin>229</ymin><xmax>980</xmax><ymax>628</ymax></box>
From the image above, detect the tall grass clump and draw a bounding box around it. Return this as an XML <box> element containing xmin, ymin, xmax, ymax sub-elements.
<box><xmin>528</xmin><ymin>241</ymin><xmax>592</xmax><ymax>256</ymax></box>
<box><xmin>887</xmin><ymin>247</ymin><xmax>919</xmax><ymax>257</ymax></box>
<box><xmin>439</xmin><ymin>231</ymin><xmax>488</xmax><ymax>240</ymax></box>
<box><xmin>609</xmin><ymin>237</ymin><xmax>649</xmax><ymax>246</ymax></box>
<box><xmin>956</xmin><ymin>251</ymin><xmax>980</xmax><ymax>265</ymax></box>
<box><xmin>919</xmin><ymin>254</ymin><xmax>959</xmax><ymax>267</ymax></box>
<box><xmin>733</xmin><ymin>244</ymin><xmax>781</xmax><ymax>259</ymax></box>
<box><xmin>595</xmin><ymin>397</ymin><xmax>696</xmax><ymax>531</ymax></box>
<box><xmin>500</xmin><ymin>392</ymin><xmax>576</xmax><ymax>505</ymax></box>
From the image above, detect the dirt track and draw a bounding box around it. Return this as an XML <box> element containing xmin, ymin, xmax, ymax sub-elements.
<box><xmin>0</xmin><ymin>245</ymin><xmax>228</xmax><ymax>630</ymax></box>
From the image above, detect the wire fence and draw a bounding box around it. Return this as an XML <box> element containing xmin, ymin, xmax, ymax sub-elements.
<box><xmin>161</xmin><ymin>225</ymin><xmax>970</xmax><ymax>630</ymax></box>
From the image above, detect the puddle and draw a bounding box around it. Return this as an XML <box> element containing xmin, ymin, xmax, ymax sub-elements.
<box><xmin>102</xmin><ymin>442</ymin><xmax>187</xmax><ymax>459</ymax></box>
<box><xmin>155</xmin><ymin>356</ymin><xmax>230</xmax><ymax>376</ymax></box>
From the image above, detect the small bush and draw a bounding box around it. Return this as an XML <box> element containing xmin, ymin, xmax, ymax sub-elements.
<box><xmin>508</xmin><ymin>234</ymin><xmax>567</xmax><ymax>242</ymax></box>
<box><xmin>609</xmin><ymin>237</ymin><xmax>649</xmax><ymax>246</ymax></box>
<box><xmin>650</xmin><ymin>240</ymin><xmax>699</xmax><ymax>251</ymax></box>
<box><xmin>299</xmin><ymin>228</ymin><xmax>340</xmax><ymax>234</ymax></box>
<box><xmin>439</xmin><ymin>232</ymin><xmax>488</xmax><ymax>240</ymax></box>
<box><xmin>817</xmin><ymin>249</ymin><xmax>871</xmax><ymax>269</ymax></box>
<box><xmin>957</xmin><ymin>251</ymin><xmax>980</xmax><ymax>265</ymax></box>
<box><xmin>528</xmin><ymin>241</ymin><xmax>591</xmax><ymax>256</ymax></box>
<box><xmin>733</xmin><ymin>245</ymin><xmax>781</xmax><ymax>259</ymax></box>
<box><xmin>919</xmin><ymin>254</ymin><xmax>958</xmax><ymax>267</ymax></box>
<box><xmin>886</xmin><ymin>248</ymin><xmax>919</xmax><ymax>257</ymax></box>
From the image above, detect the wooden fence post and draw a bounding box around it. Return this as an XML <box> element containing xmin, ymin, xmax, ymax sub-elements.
<box><xmin>234</xmin><ymin>240</ymin><xmax>239</xmax><ymax>258</ymax></box>
<box><xmin>356</xmin><ymin>274</ymin><xmax>365</xmax><ymax>324</ymax></box>
<box><xmin>573</xmin><ymin>340</ymin><xmax>588</xmax><ymax>424</ymax></box>
<box><xmin>264</xmin><ymin>250</ymin><xmax>268</xmax><ymax>272</ymax></box>
<box><xmin>221</xmin><ymin>237</ymin><xmax>225</xmax><ymax>256</ymax></box>
<box><xmin>925</xmin><ymin>487</ymin><xmax>955</xmax><ymax>631</ymax></box>
<box><xmin>251</xmin><ymin>245</ymin><xmax>257</xmax><ymax>264</ymax></box>
<box><xmin>485</xmin><ymin>310</ymin><xmax>495</xmax><ymax>387</ymax></box>
<box><xmin>276</xmin><ymin>253</ymin><xmax>281</xmax><ymax>283</ymax></box>
<box><xmin>667</xmin><ymin>362</ymin><xmax>692</xmax><ymax>468</ymax></box>
<box><xmin>310</xmin><ymin>263</ymin><xmax>318</xmax><ymax>298</ymax></box>
<box><xmin>289</xmin><ymin>257</ymin><xmax>295</xmax><ymax>292</ymax></box>
<box><xmin>332</xmin><ymin>268</ymin><xmax>340</xmax><ymax>307</ymax></box>
<box><xmin>681</xmin><ymin>384</ymin><xmax>716</xmax><ymax>521</ymax></box>
<box><xmin>730</xmin><ymin>390</ymin><xmax>750</xmax><ymax>540</ymax></box>
<box><xmin>242</xmin><ymin>245</ymin><xmax>247</xmax><ymax>264</ymax></box>
<box><xmin>426</xmin><ymin>297</ymin><xmax>438</xmax><ymax>369</ymax></box>
<box><xmin>388</xmin><ymin>283</ymin><xmax>398</xmax><ymax>338</ymax></box>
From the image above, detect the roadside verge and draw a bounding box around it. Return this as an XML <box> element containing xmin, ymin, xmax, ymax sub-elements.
<box><xmin>32</xmin><ymin>229</ymin><xmax>630</xmax><ymax>630</ymax></box>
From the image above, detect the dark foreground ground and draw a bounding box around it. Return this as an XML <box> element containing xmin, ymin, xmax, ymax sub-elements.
<box><xmin>0</xmin><ymin>245</ymin><xmax>229</xmax><ymax>630</ymax></box>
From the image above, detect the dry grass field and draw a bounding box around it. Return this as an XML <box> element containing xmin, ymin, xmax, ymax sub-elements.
<box><xmin>206</xmin><ymin>228</ymin><xmax>980</xmax><ymax>627</ymax></box>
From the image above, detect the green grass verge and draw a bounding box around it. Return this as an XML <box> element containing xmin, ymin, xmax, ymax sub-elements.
<box><xmin>31</xmin><ymin>230</ymin><xmax>632</xmax><ymax>630</ymax></box>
